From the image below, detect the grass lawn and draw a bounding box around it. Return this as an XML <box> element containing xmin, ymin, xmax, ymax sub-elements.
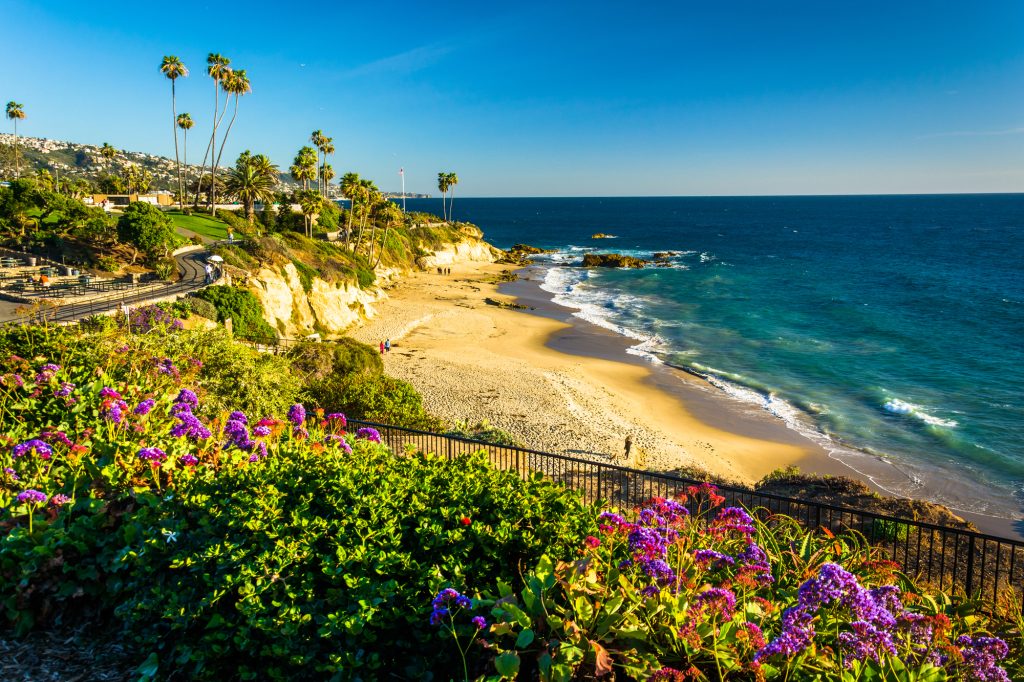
<box><xmin>165</xmin><ymin>211</ymin><xmax>230</xmax><ymax>241</ymax></box>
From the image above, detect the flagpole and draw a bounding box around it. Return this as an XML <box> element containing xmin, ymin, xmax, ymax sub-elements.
<box><xmin>400</xmin><ymin>168</ymin><xmax>406</xmax><ymax>213</ymax></box>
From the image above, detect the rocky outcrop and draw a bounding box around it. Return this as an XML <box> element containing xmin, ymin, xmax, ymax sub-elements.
<box><xmin>497</xmin><ymin>243</ymin><xmax>552</xmax><ymax>266</ymax></box>
<box><xmin>581</xmin><ymin>253</ymin><xmax>648</xmax><ymax>269</ymax></box>
<box><xmin>415</xmin><ymin>239</ymin><xmax>499</xmax><ymax>270</ymax></box>
<box><xmin>591</xmin><ymin>233</ymin><xmax>617</xmax><ymax>239</ymax></box>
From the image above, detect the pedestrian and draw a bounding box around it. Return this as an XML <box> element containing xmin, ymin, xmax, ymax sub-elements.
<box><xmin>380</xmin><ymin>341</ymin><xmax>385</xmax><ymax>355</ymax></box>
<box><xmin>623</xmin><ymin>434</ymin><xmax>633</xmax><ymax>461</ymax></box>
<box><xmin>385</xmin><ymin>338</ymin><xmax>391</xmax><ymax>353</ymax></box>
<box><xmin>204</xmin><ymin>263</ymin><xmax>213</xmax><ymax>284</ymax></box>
<box><xmin>227</xmin><ymin>228</ymin><xmax>234</xmax><ymax>243</ymax></box>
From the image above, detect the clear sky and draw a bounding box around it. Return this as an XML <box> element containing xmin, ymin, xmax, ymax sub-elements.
<box><xmin>2</xmin><ymin>0</ymin><xmax>1022</xmax><ymax>196</ymax></box>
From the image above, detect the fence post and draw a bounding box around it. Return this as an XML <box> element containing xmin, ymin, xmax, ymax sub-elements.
<box><xmin>966</xmin><ymin>535</ymin><xmax>977</xmax><ymax>596</ymax></box>
<box><xmin>447</xmin><ymin>437</ymin><xmax>453</xmax><ymax>461</ymax></box>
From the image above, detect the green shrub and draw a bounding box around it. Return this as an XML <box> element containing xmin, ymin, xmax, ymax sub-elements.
<box><xmin>191</xmin><ymin>285</ymin><xmax>277</xmax><ymax>343</ymax></box>
<box><xmin>180</xmin><ymin>296</ymin><xmax>218</xmax><ymax>321</ymax></box>
<box><xmin>445</xmin><ymin>419</ymin><xmax>520</xmax><ymax>446</ymax></box>
<box><xmin>153</xmin><ymin>257</ymin><xmax>176</xmax><ymax>280</ymax></box>
<box><xmin>290</xmin><ymin>258</ymin><xmax>318</xmax><ymax>293</ymax></box>
<box><xmin>287</xmin><ymin>338</ymin><xmax>382</xmax><ymax>384</ymax></box>
<box><xmin>307</xmin><ymin>373</ymin><xmax>442</xmax><ymax>430</ymax></box>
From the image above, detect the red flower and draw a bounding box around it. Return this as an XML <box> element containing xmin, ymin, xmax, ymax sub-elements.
<box><xmin>584</xmin><ymin>535</ymin><xmax>601</xmax><ymax>548</ymax></box>
<box><xmin>460</xmin><ymin>517</ymin><xmax>471</xmax><ymax>526</ymax></box>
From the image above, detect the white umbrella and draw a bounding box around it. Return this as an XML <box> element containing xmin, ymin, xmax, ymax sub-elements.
<box><xmin>208</xmin><ymin>255</ymin><xmax>224</xmax><ymax>263</ymax></box>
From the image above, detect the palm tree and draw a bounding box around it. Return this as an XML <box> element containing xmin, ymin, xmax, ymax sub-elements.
<box><xmin>290</xmin><ymin>146</ymin><xmax>318</xmax><ymax>191</ymax></box>
<box><xmin>159</xmin><ymin>56</ymin><xmax>189</xmax><ymax>210</ymax></box>
<box><xmin>317</xmin><ymin>135</ymin><xmax>335</xmax><ymax>197</ymax></box>
<box><xmin>340</xmin><ymin>172</ymin><xmax>361</xmax><ymax>247</ymax></box>
<box><xmin>446</xmin><ymin>172</ymin><xmax>459</xmax><ymax>222</ymax></box>
<box><xmin>372</xmin><ymin>200</ymin><xmax>403</xmax><ymax>269</ymax></box>
<box><xmin>225</xmin><ymin>150</ymin><xmax>279</xmax><ymax>224</ymax></box>
<box><xmin>212</xmin><ymin>68</ymin><xmax>251</xmax><ymax>201</ymax></box>
<box><xmin>310</xmin><ymin>130</ymin><xmax>325</xmax><ymax>195</ymax></box>
<box><xmin>100</xmin><ymin>142</ymin><xmax>116</xmax><ymax>160</ymax></box>
<box><xmin>176</xmin><ymin>113</ymin><xmax>194</xmax><ymax>204</ymax></box>
<box><xmin>321</xmin><ymin>164</ymin><xmax>335</xmax><ymax>197</ymax></box>
<box><xmin>354</xmin><ymin>179</ymin><xmax>378</xmax><ymax>254</ymax></box>
<box><xmin>195</xmin><ymin>53</ymin><xmax>231</xmax><ymax>208</ymax></box>
<box><xmin>5</xmin><ymin>102</ymin><xmax>26</xmax><ymax>178</ymax></box>
<box><xmin>437</xmin><ymin>172</ymin><xmax>449</xmax><ymax>221</ymax></box>
<box><xmin>297</xmin><ymin>190</ymin><xmax>323</xmax><ymax>238</ymax></box>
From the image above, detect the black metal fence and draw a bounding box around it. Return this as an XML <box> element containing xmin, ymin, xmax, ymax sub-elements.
<box><xmin>348</xmin><ymin>418</ymin><xmax>1024</xmax><ymax>610</ymax></box>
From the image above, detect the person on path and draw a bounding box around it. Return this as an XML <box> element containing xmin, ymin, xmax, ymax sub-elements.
<box><xmin>204</xmin><ymin>263</ymin><xmax>213</xmax><ymax>284</ymax></box>
<box><xmin>385</xmin><ymin>338</ymin><xmax>391</xmax><ymax>353</ymax></box>
<box><xmin>623</xmin><ymin>434</ymin><xmax>633</xmax><ymax>461</ymax></box>
<box><xmin>380</xmin><ymin>341</ymin><xmax>385</xmax><ymax>355</ymax></box>
<box><xmin>227</xmin><ymin>228</ymin><xmax>234</xmax><ymax>243</ymax></box>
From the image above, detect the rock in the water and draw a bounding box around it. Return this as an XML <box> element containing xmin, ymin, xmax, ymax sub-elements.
<box><xmin>591</xmin><ymin>233</ymin><xmax>617</xmax><ymax>239</ymax></box>
<box><xmin>581</xmin><ymin>253</ymin><xmax>648</xmax><ymax>269</ymax></box>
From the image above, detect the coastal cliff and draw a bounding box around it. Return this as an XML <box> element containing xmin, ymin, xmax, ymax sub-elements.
<box><xmin>224</xmin><ymin>233</ymin><xmax>500</xmax><ymax>338</ymax></box>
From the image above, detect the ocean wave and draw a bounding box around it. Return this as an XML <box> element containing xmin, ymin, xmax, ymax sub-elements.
<box><xmin>883</xmin><ymin>398</ymin><xmax>958</xmax><ymax>428</ymax></box>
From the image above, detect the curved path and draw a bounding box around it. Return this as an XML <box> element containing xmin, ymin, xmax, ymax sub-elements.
<box><xmin>0</xmin><ymin>247</ymin><xmax>221</xmax><ymax>326</ymax></box>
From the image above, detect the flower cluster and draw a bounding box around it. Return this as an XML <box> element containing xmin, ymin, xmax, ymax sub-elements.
<box><xmin>356</xmin><ymin>427</ymin><xmax>381</xmax><ymax>443</ymax></box>
<box><xmin>16</xmin><ymin>489</ymin><xmax>47</xmax><ymax>505</ymax></box>
<box><xmin>34</xmin><ymin>363</ymin><xmax>61</xmax><ymax>385</ymax></box>
<box><xmin>100</xmin><ymin>386</ymin><xmax>129</xmax><ymax>424</ymax></box>
<box><xmin>430</xmin><ymin>588</ymin><xmax>472</xmax><ymax>626</ymax></box>
<box><xmin>169</xmin><ymin>397</ymin><xmax>211</xmax><ymax>441</ymax></box>
<box><xmin>12</xmin><ymin>439</ymin><xmax>53</xmax><ymax>460</ymax></box>
<box><xmin>138</xmin><ymin>447</ymin><xmax>167</xmax><ymax>466</ymax></box>
<box><xmin>128</xmin><ymin>305</ymin><xmax>184</xmax><ymax>332</ymax></box>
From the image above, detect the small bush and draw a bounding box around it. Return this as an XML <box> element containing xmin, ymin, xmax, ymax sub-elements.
<box><xmin>309</xmin><ymin>373</ymin><xmax>442</xmax><ymax>430</ymax></box>
<box><xmin>191</xmin><ymin>285</ymin><xmax>277</xmax><ymax>343</ymax></box>
<box><xmin>182</xmin><ymin>296</ymin><xmax>218</xmax><ymax>321</ymax></box>
<box><xmin>287</xmin><ymin>338</ymin><xmax>383</xmax><ymax>384</ymax></box>
<box><xmin>153</xmin><ymin>257</ymin><xmax>176</xmax><ymax>280</ymax></box>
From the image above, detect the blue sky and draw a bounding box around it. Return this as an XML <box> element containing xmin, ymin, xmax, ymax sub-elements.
<box><xmin>2</xmin><ymin>0</ymin><xmax>1022</xmax><ymax>196</ymax></box>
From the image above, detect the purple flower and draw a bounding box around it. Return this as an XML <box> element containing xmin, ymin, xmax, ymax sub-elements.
<box><xmin>176</xmin><ymin>389</ymin><xmax>199</xmax><ymax>407</ymax></box>
<box><xmin>134</xmin><ymin>399</ymin><xmax>156</xmax><ymax>416</ymax></box>
<box><xmin>223</xmin><ymin>419</ymin><xmax>253</xmax><ymax>450</ymax></box>
<box><xmin>229</xmin><ymin>411</ymin><xmax>249</xmax><ymax>424</ymax></box>
<box><xmin>55</xmin><ymin>382</ymin><xmax>75</xmax><ymax>397</ymax></box>
<box><xmin>956</xmin><ymin>636</ymin><xmax>1011</xmax><ymax>682</ymax></box>
<box><xmin>292</xmin><ymin>426</ymin><xmax>309</xmax><ymax>439</ymax></box>
<box><xmin>838</xmin><ymin>620</ymin><xmax>897</xmax><ymax>665</ymax></box>
<box><xmin>693</xmin><ymin>549</ymin><xmax>735</xmax><ymax>570</ymax></box>
<box><xmin>99</xmin><ymin>386</ymin><xmax>122</xmax><ymax>400</ymax></box>
<box><xmin>138</xmin><ymin>447</ymin><xmax>167</xmax><ymax>465</ymax></box>
<box><xmin>3</xmin><ymin>467</ymin><xmax>19</xmax><ymax>481</ymax></box>
<box><xmin>471</xmin><ymin>616</ymin><xmax>487</xmax><ymax>630</ymax></box>
<box><xmin>325</xmin><ymin>412</ymin><xmax>347</xmax><ymax>426</ymax></box>
<box><xmin>628</xmin><ymin>525</ymin><xmax>669</xmax><ymax>561</ymax></box>
<box><xmin>170</xmin><ymin>412</ymin><xmax>211</xmax><ymax>440</ymax></box>
<box><xmin>355</xmin><ymin>427</ymin><xmax>381</xmax><ymax>443</ymax></box>
<box><xmin>246</xmin><ymin>441</ymin><xmax>269</xmax><ymax>463</ymax></box>
<box><xmin>34</xmin><ymin>363</ymin><xmax>60</xmax><ymax>384</ymax></box>
<box><xmin>429</xmin><ymin>608</ymin><xmax>449</xmax><ymax>626</ymax></box>
<box><xmin>16</xmin><ymin>489</ymin><xmax>48</xmax><ymax>505</ymax></box>
<box><xmin>12</xmin><ymin>439</ymin><xmax>54</xmax><ymax>460</ymax></box>
<box><xmin>692</xmin><ymin>587</ymin><xmax>736</xmax><ymax>619</ymax></box>
<box><xmin>170</xmin><ymin>401</ymin><xmax>192</xmax><ymax>416</ymax></box>
<box><xmin>104</xmin><ymin>402</ymin><xmax>127</xmax><ymax>424</ymax></box>
<box><xmin>287</xmin><ymin>404</ymin><xmax>306</xmax><ymax>426</ymax></box>
<box><xmin>156</xmin><ymin>358</ymin><xmax>179</xmax><ymax>377</ymax></box>
<box><xmin>253</xmin><ymin>425</ymin><xmax>271</xmax><ymax>437</ymax></box>
<box><xmin>640</xmin><ymin>585</ymin><xmax>661</xmax><ymax>598</ymax></box>
<box><xmin>179</xmin><ymin>454</ymin><xmax>199</xmax><ymax>466</ymax></box>
<box><xmin>598</xmin><ymin>511</ymin><xmax>627</xmax><ymax>533</ymax></box>
<box><xmin>713</xmin><ymin>507</ymin><xmax>756</xmax><ymax>535</ymax></box>
<box><xmin>640</xmin><ymin>558</ymin><xmax>676</xmax><ymax>585</ymax></box>
<box><xmin>50</xmin><ymin>494</ymin><xmax>72</xmax><ymax>507</ymax></box>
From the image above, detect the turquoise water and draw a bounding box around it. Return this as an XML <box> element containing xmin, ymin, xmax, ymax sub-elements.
<box><xmin>406</xmin><ymin>196</ymin><xmax>1024</xmax><ymax>518</ymax></box>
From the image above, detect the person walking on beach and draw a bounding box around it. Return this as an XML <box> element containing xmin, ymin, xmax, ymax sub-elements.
<box><xmin>623</xmin><ymin>434</ymin><xmax>633</xmax><ymax>461</ymax></box>
<box><xmin>385</xmin><ymin>338</ymin><xmax>391</xmax><ymax>353</ymax></box>
<box><xmin>379</xmin><ymin>341</ymin><xmax>385</xmax><ymax>355</ymax></box>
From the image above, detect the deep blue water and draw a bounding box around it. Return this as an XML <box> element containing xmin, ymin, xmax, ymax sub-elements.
<box><xmin>406</xmin><ymin>196</ymin><xmax>1024</xmax><ymax>515</ymax></box>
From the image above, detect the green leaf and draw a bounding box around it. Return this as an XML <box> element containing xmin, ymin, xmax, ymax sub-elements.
<box><xmin>494</xmin><ymin>652</ymin><xmax>521</xmax><ymax>678</ymax></box>
<box><xmin>135</xmin><ymin>653</ymin><xmax>159</xmax><ymax>680</ymax></box>
<box><xmin>515</xmin><ymin>628</ymin><xmax>535</xmax><ymax>648</ymax></box>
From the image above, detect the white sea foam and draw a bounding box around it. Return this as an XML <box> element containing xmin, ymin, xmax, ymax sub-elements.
<box><xmin>883</xmin><ymin>398</ymin><xmax>958</xmax><ymax>428</ymax></box>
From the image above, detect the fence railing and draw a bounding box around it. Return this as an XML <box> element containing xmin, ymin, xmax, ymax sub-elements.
<box><xmin>348</xmin><ymin>418</ymin><xmax>1024</xmax><ymax>610</ymax></box>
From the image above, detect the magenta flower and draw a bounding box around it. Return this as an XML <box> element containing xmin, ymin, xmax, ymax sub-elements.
<box><xmin>138</xmin><ymin>447</ymin><xmax>167</xmax><ymax>465</ymax></box>
<box><xmin>16</xmin><ymin>489</ymin><xmax>48</xmax><ymax>505</ymax></box>
<box><xmin>355</xmin><ymin>427</ymin><xmax>381</xmax><ymax>443</ymax></box>
<box><xmin>12</xmin><ymin>439</ymin><xmax>53</xmax><ymax>460</ymax></box>
<box><xmin>287</xmin><ymin>403</ymin><xmax>306</xmax><ymax>426</ymax></box>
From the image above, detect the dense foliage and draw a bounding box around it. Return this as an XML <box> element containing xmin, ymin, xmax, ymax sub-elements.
<box><xmin>0</xmin><ymin>324</ymin><xmax>1019</xmax><ymax>681</ymax></box>
<box><xmin>191</xmin><ymin>285</ymin><xmax>279</xmax><ymax>342</ymax></box>
<box><xmin>115</xmin><ymin>201</ymin><xmax>183</xmax><ymax>264</ymax></box>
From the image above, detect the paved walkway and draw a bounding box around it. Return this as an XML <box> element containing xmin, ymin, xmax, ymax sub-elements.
<box><xmin>0</xmin><ymin>248</ymin><xmax>217</xmax><ymax>326</ymax></box>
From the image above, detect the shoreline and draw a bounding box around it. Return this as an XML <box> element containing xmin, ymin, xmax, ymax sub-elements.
<box><xmin>348</xmin><ymin>257</ymin><xmax>1019</xmax><ymax>539</ymax></box>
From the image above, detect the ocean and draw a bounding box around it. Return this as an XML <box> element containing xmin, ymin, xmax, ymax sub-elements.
<box><xmin>404</xmin><ymin>195</ymin><xmax>1024</xmax><ymax>520</ymax></box>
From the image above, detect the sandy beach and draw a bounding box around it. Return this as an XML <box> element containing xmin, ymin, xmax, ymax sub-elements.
<box><xmin>350</xmin><ymin>259</ymin><xmax>845</xmax><ymax>484</ymax></box>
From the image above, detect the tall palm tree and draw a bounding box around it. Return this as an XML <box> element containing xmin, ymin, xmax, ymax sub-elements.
<box><xmin>176</xmin><ymin>113</ymin><xmax>194</xmax><ymax>204</ymax></box>
<box><xmin>310</xmin><ymin>130</ymin><xmax>324</xmax><ymax>195</ymax></box>
<box><xmin>290</xmin><ymin>146</ymin><xmax>318</xmax><ymax>191</ymax></box>
<box><xmin>354</xmin><ymin>179</ymin><xmax>378</xmax><ymax>255</ymax></box>
<box><xmin>321</xmin><ymin>164</ymin><xmax>335</xmax><ymax>197</ymax></box>
<box><xmin>159</xmin><ymin>56</ymin><xmax>189</xmax><ymax>210</ymax></box>
<box><xmin>372</xmin><ymin>200</ymin><xmax>403</xmax><ymax>268</ymax></box>
<box><xmin>446</xmin><ymin>172</ymin><xmax>459</xmax><ymax>222</ymax></box>
<box><xmin>100</xmin><ymin>142</ymin><xmax>116</xmax><ymax>160</ymax></box>
<box><xmin>212</xmin><ymin>68</ymin><xmax>251</xmax><ymax>201</ymax></box>
<box><xmin>437</xmin><ymin>172</ymin><xmax>449</xmax><ymax>221</ymax></box>
<box><xmin>5</xmin><ymin>102</ymin><xmax>26</xmax><ymax>178</ymax></box>
<box><xmin>297</xmin><ymin>190</ymin><xmax>323</xmax><ymax>238</ymax></box>
<box><xmin>340</xmin><ymin>172</ymin><xmax>361</xmax><ymax>247</ymax></box>
<box><xmin>318</xmin><ymin>136</ymin><xmax>335</xmax><ymax>197</ymax></box>
<box><xmin>195</xmin><ymin>53</ymin><xmax>231</xmax><ymax>208</ymax></box>
<box><xmin>225</xmin><ymin>150</ymin><xmax>279</xmax><ymax>224</ymax></box>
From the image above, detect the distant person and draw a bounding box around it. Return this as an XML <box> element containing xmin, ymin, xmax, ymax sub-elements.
<box><xmin>227</xmin><ymin>228</ymin><xmax>234</xmax><ymax>243</ymax></box>
<box><xmin>385</xmin><ymin>338</ymin><xmax>391</xmax><ymax>353</ymax></box>
<box><xmin>380</xmin><ymin>341</ymin><xmax>385</xmax><ymax>355</ymax></box>
<box><xmin>623</xmin><ymin>434</ymin><xmax>633</xmax><ymax>461</ymax></box>
<box><xmin>204</xmin><ymin>263</ymin><xmax>213</xmax><ymax>284</ymax></box>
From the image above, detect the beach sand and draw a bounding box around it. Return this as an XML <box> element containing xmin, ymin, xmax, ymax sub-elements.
<box><xmin>350</xmin><ymin>260</ymin><xmax>842</xmax><ymax>484</ymax></box>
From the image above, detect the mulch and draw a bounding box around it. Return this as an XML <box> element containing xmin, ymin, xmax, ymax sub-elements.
<box><xmin>0</xmin><ymin>627</ymin><xmax>136</xmax><ymax>681</ymax></box>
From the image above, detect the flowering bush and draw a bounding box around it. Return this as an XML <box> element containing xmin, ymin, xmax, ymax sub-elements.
<box><xmin>471</xmin><ymin>487</ymin><xmax>1016</xmax><ymax>680</ymax></box>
